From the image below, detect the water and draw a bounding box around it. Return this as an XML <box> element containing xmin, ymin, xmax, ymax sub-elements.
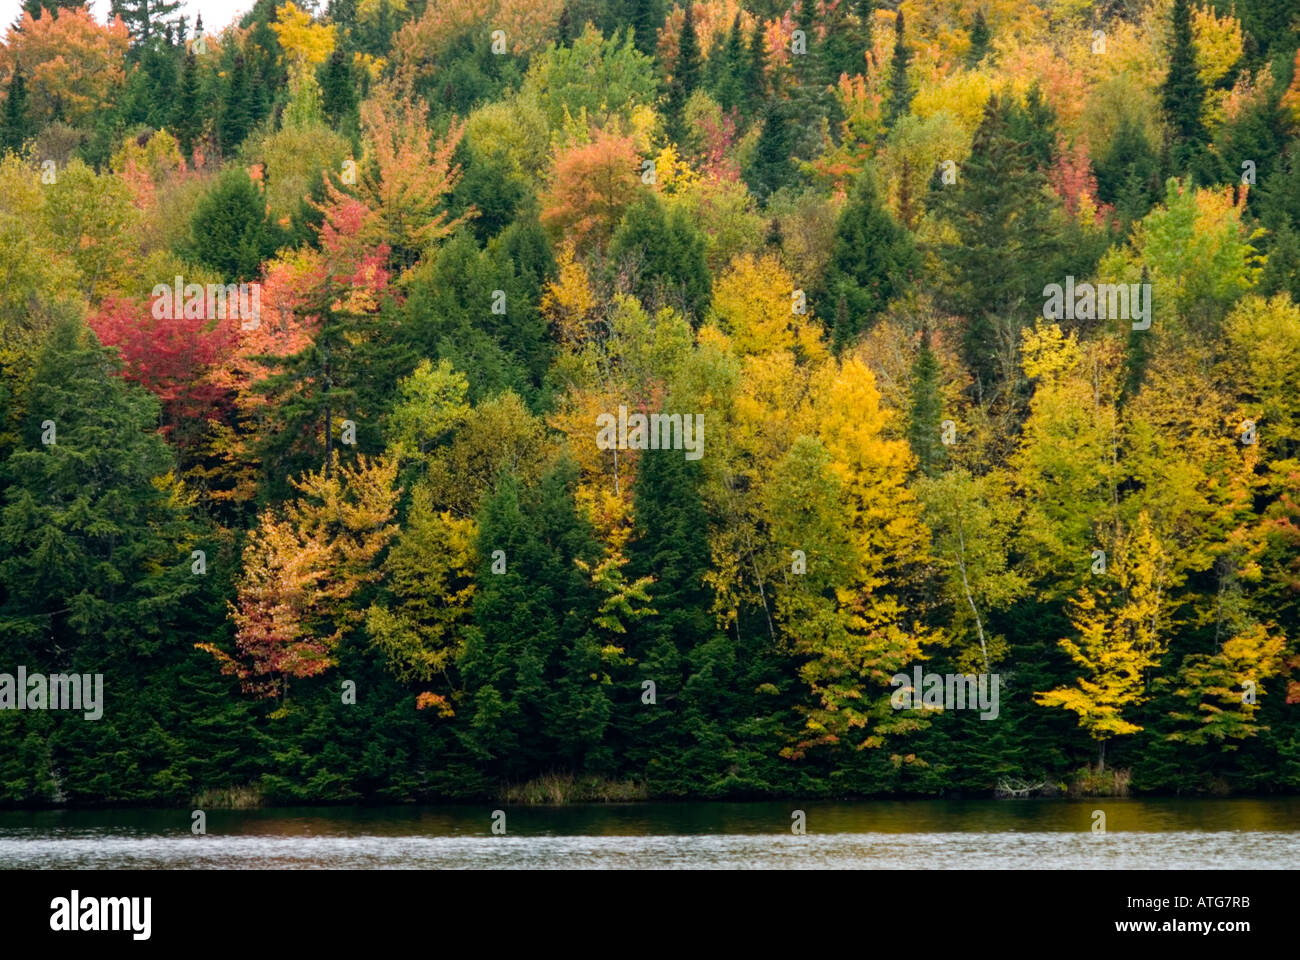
<box><xmin>1</xmin><ymin>800</ymin><xmax>1296</xmax><ymax>869</ymax></box>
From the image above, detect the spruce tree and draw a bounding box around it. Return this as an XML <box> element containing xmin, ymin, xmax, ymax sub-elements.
<box><xmin>188</xmin><ymin>167</ymin><xmax>286</xmax><ymax>282</ymax></box>
<box><xmin>627</xmin><ymin>0</ymin><xmax>659</xmax><ymax>57</ymax></box>
<box><xmin>821</xmin><ymin>165</ymin><xmax>920</xmax><ymax>349</ymax></box>
<box><xmin>320</xmin><ymin>48</ymin><xmax>358</xmax><ymax>129</ymax></box>
<box><xmin>171</xmin><ymin>52</ymin><xmax>201</xmax><ymax>156</ymax></box>
<box><xmin>907</xmin><ymin>327</ymin><xmax>946</xmax><ymax>476</ymax></box>
<box><xmin>745</xmin><ymin>102</ymin><xmax>794</xmax><ymax>204</ymax></box>
<box><xmin>219</xmin><ymin>53</ymin><xmax>253</xmax><ymax>155</ymax></box>
<box><xmin>887</xmin><ymin>10</ymin><xmax>911</xmax><ymax>124</ymax></box>
<box><xmin>0</xmin><ymin>66</ymin><xmax>30</xmax><ymax>155</ymax></box>
<box><xmin>931</xmin><ymin>94</ymin><xmax>1060</xmax><ymax>390</ymax></box>
<box><xmin>110</xmin><ymin>0</ymin><xmax>182</xmax><ymax>44</ymax></box>
<box><xmin>747</xmin><ymin>18</ymin><xmax>769</xmax><ymax>106</ymax></box>
<box><xmin>967</xmin><ymin>9</ymin><xmax>990</xmax><ymax>67</ymax></box>
<box><xmin>1162</xmin><ymin>0</ymin><xmax>1206</xmax><ymax>170</ymax></box>
<box><xmin>667</xmin><ymin>1</ymin><xmax>701</xmax><ymax>136</ymax></box>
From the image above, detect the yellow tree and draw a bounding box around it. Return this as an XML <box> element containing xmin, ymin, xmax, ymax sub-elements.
<box><xmin>201</xmin><ymin>454</ymin><xmax>400</xmax><ymax>702</ymax></box>
<box><xmin>709</xmin><ymin>253</ymin><xmax>828</xmax><ymax>364</ymax></box>
<box><xmin>1036</xmin><ymin>511</ymin><xmax>1169</xmax><ymax>769</ymax></box>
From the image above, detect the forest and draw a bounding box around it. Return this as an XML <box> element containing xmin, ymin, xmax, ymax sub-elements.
<box><xmin>0</xmin><ymin>0</ymin><xmax>1298</xmax><ymax>806</ymax></box>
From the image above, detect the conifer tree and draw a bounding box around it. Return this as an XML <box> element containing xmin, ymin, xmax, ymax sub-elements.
<box><xmin>0</xmin><ymin>67</ymin><xmax>30</xmax><ymax>155</ymax></box>
<box><xmin>886</xmin><ymin>10</ymin><xmax>911</xmax><ymax>124</ymax></box>
<box><xmin>1161</xmin><ymin>0</ymin><xmax>1206</xmax><ymax>170</ymax></box>
<box><xmin>907</xmin><ymin>328</ymin><xmax>946</xmax><ymax>476</ymax></box>
<box><xmin>820</xmin><ymin>165</ymin><xmax>919</xmax><ymax>348</ymax></box>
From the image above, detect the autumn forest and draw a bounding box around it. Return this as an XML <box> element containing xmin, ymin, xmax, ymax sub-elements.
<box><xmin>1</xmin><ymin>0</ymin><xmax>1299</xmax><ymax>805</ymax></box>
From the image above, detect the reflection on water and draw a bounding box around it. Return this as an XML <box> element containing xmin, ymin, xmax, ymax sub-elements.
<box><xmin>1</xmin><ymin>800</ymin><xmax>1297</xmax><ymax>869</ymax></box>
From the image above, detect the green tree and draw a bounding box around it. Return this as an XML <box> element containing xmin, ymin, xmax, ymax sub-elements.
<box><xmin>187</xmin><ymin>167</ymin><xmax>286</xmax><ymax>282</ymax></box>
<box><xmin>0</xmin><ymin>67</ymin><xmax>30</xmax><ymax>155</ymax></box>
<box><xmin>820</xmin><ymin>165</ymin><xmax>919</xmax><ymax>348</ymax></box>
<box><xmin>886</xmin><ymin>10</ymin><xmax>911</xmax><ymax>125</ymax></box>
<box><xmin>1161</xmin><ymin>0</ymin><xmax>1207</xmax><ymax>171</ymax></box>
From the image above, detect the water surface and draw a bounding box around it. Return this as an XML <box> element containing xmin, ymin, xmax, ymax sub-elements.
<box><xmin>1</xmin><ymin>799</ymin><xmax>1296</xmax><ymax>869</ymax></box>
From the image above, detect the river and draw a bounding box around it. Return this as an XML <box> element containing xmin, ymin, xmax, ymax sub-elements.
<box><xmin>1</xmin><ymin>799</ymin><xmax>1296</xmax><ymax>868</ymax></box>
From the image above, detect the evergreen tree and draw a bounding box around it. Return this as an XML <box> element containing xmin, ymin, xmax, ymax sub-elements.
<box><xmin>609</xmin><ymin>194</ymin><xmax>712</xmax><ymax>319</ymax></box>
<box><xmin>745</xmin><ymin>101</ymin><xmax>794</xmax><ymax>204</ymax></box>
<box><xmin>1162</xmin><ymin>0</ymin><xmax>1207</xmax><ymax>170</ymax></box>
<box><xmin>967</xmin><ymin>9</ymin><xmax>990</xmax><ymax>67</ymax></box>
<box><xmin>1006</xmin><ymin>82</ymin><xmax>1055</xmax><ymax>169</ymax></box>
<box><xmin>820</xmin><ymin>165</ymin><xmax>920</xmax><ymax>349</ymax></box>
<box><xmin>627</xmin><ymin>0</ymin><xmax>659</xmax><ymax>57</ymax></box>
<box><xmin>711</xmin><ymin>13</ymin><xmax>747</xmax><ymax>112</ymax></box>
<box><xmin>0</xmin><ymin>67</ymin><xmax>30</xmax><ymax>155</ymax></box>
<box><xmin>219</xmin><ymin>53</ymin><xmax>254</xmax><ymax>155</ymax></box>
<box><xmin>1095</xmin><ymin>113</ymin><xmax>1159</xmax><ymax>226</ymax></box>
<box><xmin>320</xmin><ymin>48</ymin><xmax>359</xmax><ymax>130</ymax></box>
<box><xmin>171</xmin><ymin>52</ymin><xmax>201</xmax><ymax>157</ymax></box>
<box><xmin>931</xmin><ymin>94</ymin><xmax>1060</xmax><ymax>390</ymax></box>
<box><xmin>886</xmin><ymin>10</ymin><xmax>911</xmax><ymax>125</ymax></box>
<box><xmin>667</xmin><ymin>1</ymin><xmax>701</xmax><ymax>136</ymax></box>
<box><xmin>188</xmin><ymin>167</ymin><xmax>287</xmax><ymax>282</ymax></box>
<box><xmin>110</xmin><ymin>0</ymin><xmax>182</xmax><ymax>44</ymax></box>
<box><xmin>907</xmin><ymin>327</ymin><xmax>946</xmax><ymax>476</ymax></box>
<box><xmin>0</xmin><ymin>318</ymin><xmax>199</xmax><ymax>658</ymax></box>
<box><xmin>747</xmin><ymin>18</ymin><xmax>769</xmax><ymax>106</ymax></box>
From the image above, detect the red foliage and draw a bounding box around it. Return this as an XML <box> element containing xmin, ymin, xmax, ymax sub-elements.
<box><xmin>88</xmin><ymin>295</ymin><xmax>236</xmax><ymax>439</ymax></box>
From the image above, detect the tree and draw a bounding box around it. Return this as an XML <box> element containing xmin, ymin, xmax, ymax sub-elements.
<box><xmin>967</xmin><ymin>8</ymin><xmax>989</xmax><ymax>67</ymax></box>
<box><xmin>745</xmin><ymin>101</ymin><xmax>794</xmax><ymax>204</ymax></box>
<box><xmin>0</xmin><ymin>67</ymin><xmax>31</xmax><ymax>155</ymax></box>
<box><xmin>220</xmin><ymin>53</ymin><xmax>254</xmax><ymax>154</ymax></box>
<box><xmin>109</xmin><ymin>0</ymin><xmax>181</xmax><ymax>44</ymax></box>
<box><xmin>188</xmin><ymin>167</ymin><xmax>287</xmax><ymax>282</ymax></box>
<box><xmin>667</xmin><ymin>1</ymin><xmax>702</xmax><ymax>135</ymax></box>
<box><xmin>917</xmin><ymin>468</ymin><xmax>1026</xmax><ymax>671</ymax></box>
<box><xmin>931</xmin><ymin>95</ymin><xmax>1060</xmax><ymax>390</ymax></box>
<box><xmin>540</xmin><ymin>128</ymin><xmax>645</xmax><ymax>252</ymax></box>
<box><xmin>886</xmin><ymin>10</ymin><xmax>911</xmax><ymax>125</ymax></box>
<box><xmin>710</xmin><ymin>252</ymin><xmax>827</xmax><ymax>362</ymax></box>
<box><xmin>200</xmin><ymin>454</ymin><xmax>399</xmax><ymax>701</ymax></box>
<box><xmin>820</xmin><ymin>164</ymin><xmax>919</xmax><ymax>349</ymax></box>
<box><xmin>0</xmin><ymin>7</ymin><xmax>130</xmax><ymax>126</ymax></box>
<box><xmin>906</xmin><ymin>327</ymin><xmax>945</xmax><ymax>476</ymax></box>
<box><xmin>1162</xmin><ymin>0</ymin><xmax>1207</xmax><ymax>171</ymax></box>
<box><xmin>0</xmin><ymin>319</ymin><xmax>200</xmax><ymax>657</ymax></box>
<box><xmin>1036</xmin><ymin>512</ymin><xmax>1169</xmax><ymax>770</ymax></box>
<box><xmin>170</xmin><ymin>52</ymin><xmax>202</xmax><ymax>157</ymax></box>
<box><xmin>609</xmin><ymin>194</ymin><xmax>712</xmax><ymax>319</ymax></box>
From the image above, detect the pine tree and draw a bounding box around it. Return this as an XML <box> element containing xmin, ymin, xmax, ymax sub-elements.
<box><xmin>219</xmin><ymin>53</ymin><xmax>253</xmax><ymax>155</ymax></box>
<box><xmin>820</xmin><ymin>165</ymin><xmax>919</xmax><ymax>347</ymax></box>
<box><xmin>907</xmin><ymin>327</ymin><xmax>946</xmax><ymax>476</ymax></box>
<box><xmin>171</xmin><ymin>52</ymin><xmax>201</xmax><ymax>156</ymax></box>
<box><xmin>1162</xmin><ymin>0</ymin><xmax>1206</xmax><ymax>171</ymax></box>
<box><xmin>667</xmin><ymin>1</ymin><xmax>701</xmax><ymax>136</ymax></box>
<box><xmin>110</xmin><ymin>0</ymin><xmax>183</xmax><ymax>44</ymax></box>
<box><xmin>320</xmin><ymin>48</ymin><xmax>358</xmax><ymax>129</ymax></box>
<box><xmin>627</xmin><ymin>0</ymin><xmax>659</xmax><ymax>57</ymax></box>
<box><xmin>747</xmin><ymin>18</ymin><xmax>769</xmax><ymax>106</ymax></box>
<box><xmin>932</xmin><ymin>94</ymin><xmax>1060</xmax><ymax>390</ymax></box>
<box><xmin>745</xmin><ymin>102</ymin><xmax>795</xmax><ymax>204</ymax></box>
<box><xmin>0</xmin><ymin>67</ymin><xmax>30</xmax><ymax>155</ymax></box>
<box><xmin>886</xmin><ymin>10</ymin><xmax>911</xmax><ymax>125</ymax></box>
<box><xmin>967</xmin><ymin>9</ymin><xmax>990</xmax><ymax>67</ymax></box>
